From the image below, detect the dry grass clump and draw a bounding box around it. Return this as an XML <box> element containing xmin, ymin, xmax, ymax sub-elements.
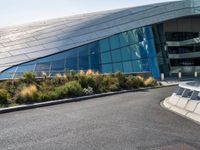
<box><xmin>144</xmin><ymin>77</ymin><xmax>157</xmax><ymax>86</ymax></box>
<box><xmin>79</xmin><ymin>70</ymin><xmax>85</xmax><ymax>76</ymax></box>
<box><xmin>20</xmin><ymin>85</ymin><xmax>37</xmax><ymax>97</ymax></box>
<box><xmin>17</xmin><ymin>85</ymin><xmax>38</xmax><ymax>104</ymax></box>
<box><xmin>86</xmin><ymin>69</ymin><xmax>95</xmax><ymax>76</ymax></box>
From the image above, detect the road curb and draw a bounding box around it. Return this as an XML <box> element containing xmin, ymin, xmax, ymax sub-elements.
<box><xmin>160</xmin><ymin>97</ymin><xmax>200</xmax><ymax>125</ymax></box>
<box><xmin>0</xmin><ymin>84</ymin><xmax>177</xmax><ymax>114</ymax></box>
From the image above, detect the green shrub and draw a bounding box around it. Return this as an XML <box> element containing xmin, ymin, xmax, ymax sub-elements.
<box><xmin>144</xmin><ymin>77</ymin><xmax>157</xmax><ymax>87</ymax></box>
<box><xmin>0</xmin><ymin>79</ymin><xmax>20</xmax><ymax>96</ymax></box>
<box><xmin>65</xmin><ymin>81</ymin><xmax>83</xmax><ymax>97</ymax></box>
<box><xmin>16</xmin><ymin>84</ymin><xmax>38</xmax><ymax>104</ymax></box>
<box><xmin>114</xmin><ymin>72</ymin><xmax>127</xmax><ymax>89</ymax></box>
<box><xmin>54</xmin><ymin>85</ymin><xmax>68</xmax><ymax>98</ymax></box>
<box><xmin>125</xmin><ymin>76</ymin><xmax>135</xmax><ymax>89</ymax></box>
<box><xmin>55</xmin><ymin>81</ymin><xmax>83</xmax><ymax>98</ymax></box>
<box><xmin>21</xmin><ymin>72</ymin><xmax>36</xmax><ymax>84</ymax></box>
<box><xmin>126</xmin><ymin>76</ymin><xmax>144</xmax><ymax>88</ymax></box>
<box><xmin>38</xmin><ymin>92</ymin><xmax>51</xmax><ymax>102</ymax></box>
<box><xmin>102</xmin><ymin>76</ymin><xmax>120</xmax><ymax>92</ymax></box>
<box><xmin>51</xmin><ymin>74</ymin><xmax>68</xmax><ymax>86</ymax></box>
<box><xmin>93</xmin><ymin>74</ymin><xmax>104</xmax><ymax>93</ymax></box>
<box><xmin>0</xmin><ymin>89</ymin><xmax>10</xmax><ymax>105</ymax></box>
<box><xmin>78</xmin><ymin>75</ymin><xmax>95</xmax><ymax>89</ymax></box>
<box><xmin>38</xmin><ymin>91</ymin><xmax>60</xmax><ymax>101</ymax></box>
<box><xmin>65</xmin><ymin>70</ymin><xmax>78</xmax><ymax>81</ymax></box>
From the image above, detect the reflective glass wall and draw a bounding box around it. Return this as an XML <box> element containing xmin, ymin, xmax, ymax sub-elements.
<box><xmin>0</xmin><ymin>26</ymin><xmax>160</xmax><ymax>79</ymax></box>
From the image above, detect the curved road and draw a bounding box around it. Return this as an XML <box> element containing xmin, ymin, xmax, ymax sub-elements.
<box><xmin>1</xmin><ymin>86</ymin><xmax>200</xmax><ymax>150</ymax></box>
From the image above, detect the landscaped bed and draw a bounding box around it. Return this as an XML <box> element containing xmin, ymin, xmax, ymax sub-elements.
<box><xmin>0</xmin><ymin>70</ymin><xmax>158</xmax><ymax>108</ymax></box>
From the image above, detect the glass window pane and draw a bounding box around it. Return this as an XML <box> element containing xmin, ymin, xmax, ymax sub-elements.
<box><xmin>132</xmin><ymin>60</ymin><xmax>142</xmax><ymax>72</ymax></box>
<box><xmin>36</xmin><ymin>56</ymin><xmax>52</xmax><ymax>63</ymax></box>
<box><xmin>78</xmin><ymin>45</ymin><xmax>88</xmax><ymax>56</ymax></box>
<box><xmin>99</xmin><ymin>38</ymin><xmax>110</xmax><ymax>52</ymax></box>
<box><xmin>0</xmin><ymin>67</ymin><xmax>17</xmax><ymax>79</ymax></box>
<box><xmin>17</xmin><ymin>64</ymin><xmax>34</xmax><ymax>73</ymax></box>
<box><xmin>191</xmin><ymin>91</ymin><xmax>200</xmax><ymax>100</ymax></box>
<box><xmin>66</xmin><ymin>49</ymin><xmax>78</xmax><ymax>59</ymax></box>
<box><xmin>91</xmin><ymin>54</ymin><xmax>100</xmax><ymax>65</ymax></box>
<box><xmin>128</xmin><ymin>29</ymin><xmax>139</xmax><ymax>44</ymax></box>
<box><xmin>66</xmin><ymin>58</ymin><xmax>77</xmax><ymax>69</ymax></box>
<box><xmin>101</xmin><ymin>52</ymin><xmax>112</xmax><ymax>64</ymax></box>
<box><xmin>66</xmin><ymin>49</ymin><xmax>78</xmax><ymax>71</ymax></box>
<box><xmin>15</xmin><ymin>64</ymin><xmax>35</xmax><ymax>78</ymax></box>
<box><xmin>35</xmin><ymin>62</ymin><xmax>50</xmax><ymax>77</ymax></box>
<box><xmin>89</xmin><ymin>42</ymin><xmax>99</xmax><ymax>55</ymax></box>
<box><xmin>52</xmin><ymin>52</ymin><xmax>66</xmax><ymax>61</ymax></box>
<box><xmin>139</xmin><ymin>41</ymin><xmax>149</xmax><ymax>58</ymax></box>
<box><xmin>123</xmin><ymin>61</ymin><xmax>133</xmax><ymax>73</ymax></box>
<box><xmin>121</xmin><ymin>47</ymin><xmax>131</xmax><ymax>61</ymax></box>
<box><xmin>141</xmin><ymin>59</ymin><xmax>151</xmax><ymax>71</ymax></box>
<box><xmin>111</xmin><ymin>49</ymin><xmax>122</xmax><ymax>62</ymax></box>
<box><xmin>146</xmin><ymin>39</ymin><xmax>156</xmax><ymax>57</ymax></box>
<box><xmin>137</xmin><ymin>28</ymin><xmax>144</xmax><ymax>42</ymax></box>
<box><xmin>182</xmin><ymin>89</ymin><xmax>193</xmax><ymax>98</ymax></box>
<box><xmin>119</xmin><ymin>32</ymin><xmax>129</xmax><ymax>47</ymax></box>
<box><xmin>144</xmin><ymin>26</ymin><xmax>153</xmax><ymax>39</ymax></box>
<box><xmin>130</xmin><ymin>45</ymin><xmax>141</xmax><ymax>60</ymax></box>
<box><xmin>177</xmin><ymin>87</ymin><xmax>185</xmax><ymax>95</ymax></box>
<box><xmin>51</xmin><ymin>59</ymin><xmax>65</xmax><ymax>75</ymax></box>
<box><xmin>79</xmin><ymin>56</ymin><xmax>89</xmax><ymax>69</ymax></box>
<box><xmin>91</xmin><ymin>64</ymin><xmax>100</xmax><ymax>72</ymax></box>
<box><xmin>110</xmin><ymin>34</ymin><xmax>120</xmax><ymax>50</ymax></box>
<box><xmin>79</xmin><ymin>65</ymin><xmax>89</xmax><ymax>71</ymax></box>
<box><xmin>89</xmin><ymin>42</ymin><xmax>100</xmax><ymax>65</ymax></box>
<box><xmin>102</xmin><ymin>64</ymin><xmax>113</xmax><ymax>73</ymax></box>
<box><xmin>113</xmin><ymin>63</ymin><xmax>123</xmax><ymax>72</ymax></box>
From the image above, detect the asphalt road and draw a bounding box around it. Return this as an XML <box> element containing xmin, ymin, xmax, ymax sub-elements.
<box><xmin>1</xmin><ymin>86</ymin><xmax>200</xmax><ymax>150</ymax></box>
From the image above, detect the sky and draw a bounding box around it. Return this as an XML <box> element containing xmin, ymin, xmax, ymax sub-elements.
<box><xmin>0</xmin><ymin>0</ymin><xmax>177</xmax><ymax>28</ymax></box>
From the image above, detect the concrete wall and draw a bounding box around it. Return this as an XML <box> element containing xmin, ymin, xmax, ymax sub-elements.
<box><xmin>163</xmin><ymin>94</ymin><xmax>200</xmax><ymax>124</ymax></box>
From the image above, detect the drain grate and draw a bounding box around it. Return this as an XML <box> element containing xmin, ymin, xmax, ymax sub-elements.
<box><xmin>150</xmin><ymin>143</ymin><xmax>197</xmax><ymax>150</ymax></box>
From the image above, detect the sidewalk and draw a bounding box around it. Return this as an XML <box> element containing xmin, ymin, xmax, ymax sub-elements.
<box><xmin>159</xmin><ymin>77</ymin><xmax>199</xmax><ymax>86</ymax></box>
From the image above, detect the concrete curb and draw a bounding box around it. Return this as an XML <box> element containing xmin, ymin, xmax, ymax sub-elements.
<box><xmin>161</xmin><ymin>97</ymin><xmax>200</xmax><ymax>125</ymax></box>
<box><xmin>0</xmin><ymin>84</ymin><xmax>177</xmax><ymax>114</ymax></box>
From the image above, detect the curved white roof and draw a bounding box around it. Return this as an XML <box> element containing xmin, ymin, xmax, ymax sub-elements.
<box><xmin>0</xmin><ymin>0</ymin><xmax>200</xmax><ymax>72</ymax></box>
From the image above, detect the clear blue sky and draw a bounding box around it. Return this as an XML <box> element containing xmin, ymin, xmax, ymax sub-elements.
<box><xmin>0</xmin><ymin>0</ymin><xmax>176</xmax><ymax>28</ymax></box>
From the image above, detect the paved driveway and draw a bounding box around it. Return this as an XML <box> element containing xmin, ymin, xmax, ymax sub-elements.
<box><xmin>0</xmin><ymin>86</ymin><xmax>200</xmax><ymax>150</ymax></box>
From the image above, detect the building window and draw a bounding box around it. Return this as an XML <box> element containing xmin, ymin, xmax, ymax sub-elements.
<box><xmin>130</xmin><ymin>45</ymin><xmax>141</xmax><ymax>60</ymax></box>
<box><xmin>89</xmin><ymin>42</ymin><xmax>100</xmax><ymax>66</ymax></box>
<box><xmin>35</xmin><ymin>62</ymin><xmax>50</xmax><ymax>77</ymax></box>
<box><xmin>119</xmin><ymin>32</ymin><xmax>129</xmax><ymax>47</ymax></box>
<box><xmin>51</xmin><ymin>59</ymin><xmax>65</xmax><ymax>75</ymax></box>
<box><xmin>15</xmin><ymin>64</ymin><xmax>35</xmax><ymax>78</ymax></box>
<box><xmin>123</xmin><ymin>61</ymin><xmax>133</xmax><ymax>73</ymax></box>
<box><xmin>113</xmin><ymin>63</ymin><xmax>123</xmax><ymax>72</ymax></box>
<box><xmin>121</xmin><ymin>47</ymin><xmax>131</xmax><ymax>61</ymax></box>
<box><xmin>102</xmin><ymin>64</ymin><xmax>113</xmax><ymax>73</ymax></box>
<box><xmin>132</xmin><ymin>60</ymin><xmax>142</xmax><ymax>72</ymax></box>
<box><xmin>0</xmin><ymin>67</ymin><xmax>17</xmax><ymax>79</ymax></box>
<box><xmin>110</xmin><ymin>34</ymin><xmax>120</xmax><ymax>50</ymax></box>
<box><xmin>111</xmin><ymin>49</ymin><xmax>122</xmax><ymax>62</ymax></box>
<box><xmin>101</xmin><ymin>52</ymin><xmax>112</xmax><ymax>64</ymax></box>
<box><xmin>99</xmin><ymin>38</ymin><xmax>110</xmax><ymax>52</ymax></box>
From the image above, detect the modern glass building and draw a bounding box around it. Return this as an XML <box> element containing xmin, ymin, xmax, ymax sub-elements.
<box><xmin>0</xmin><ymin>0</ymin><xmax>200</xmax><ymax>79</ymax></box>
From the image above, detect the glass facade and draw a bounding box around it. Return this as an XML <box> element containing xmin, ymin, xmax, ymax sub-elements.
<box><xmin>0</xmin><ymin>26</ymin><xmax>160</xmax><ymax>79</ymax></box>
